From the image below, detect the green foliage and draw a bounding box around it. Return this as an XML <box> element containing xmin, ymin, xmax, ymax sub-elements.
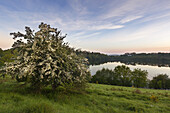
<box><xmin>92</xmin><ymin>66</ymin><xmax>170</xmax><ymax>89</ymax></box>
<box><xmin>150</xmin><ymin>95</ymin><xmax>158</xmax><ymax>103</ymax></box>
<box><xmin>113</xmin><ymin>52</ymin><xmax>170</xmax><ymax>67</ymax></box>
<box><xmin>133</xmin><ymin>89</ymin><xmax>142</xmax><ymax>94</ymax></box>
<box><xmin>75</xmin><ymin>51</ymin><xmax>170</xmax><ymax>66</ymax></box>
<box><xmin>2</xmin><ymin>48</ymin><xmax>170</xmax><ymax>69</ymax></box>
<box><xmin>0</xmin><ymin>78</ymin><xmax>170</xmax><ymax>113</ymax></box>
<box><xmin>149</xmin><ymin>74</ymin><xmax>170</xmax><ymax>89</ymax></box>
<box><xmin>76</xmin><ymin>50</ymin><xmax>113</xmax><ymax>65</ymax></box>
<box><xmin>91</xmin><ymin>68</ymin><xmax>114</xmax><ymax>84</ymax></box>
<box><xmin>114</xmin><ymin>65</ymin><xmax>132</xmax><ymax>86</ymax></box>
<box><xmin>131</xmin><ymin>68</ymin><xmax>148</xmax><ymax>88</ymax></box>
<box><xmin>0</xmin><ymin>23</ymin><xmax>90</xmax><ymax>90</ymax></box>
<box><xmin>91</xmin><ymin>65</ymin><xmax>149</xmax><ymax>88</ymax></box>
<box><xmin>0</xmin><ymin>48</ymin><xmax>17</xmax><ymax>67</ymax></box>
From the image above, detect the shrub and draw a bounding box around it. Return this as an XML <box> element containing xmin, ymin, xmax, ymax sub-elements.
<box><xmin>149</xmin><ymin>74</ymin><xmax>170</xmax><ymax>89</ymax></box>
<box><xmin>114</xmin><ymin>65</ymin><xmax>132</xmax><ymax>86</ymax></box>
<box><xmin>0</xmin><ymin>23</ymin><xmax>90</xmax><ymax>90</ymax></box>
<box><xmin>91</xmin><ymin>68</ymin><xmax>114</xmax><ymax>84</ymax></box>
<box><xmin>133</xmin><ymin>89</ymin><xmax>142</xmax><ymax>94</ymax></box>
<box><xmin>91</xmin><ymin>66</ymin><xmax>148</xmax><ymax>88</ymax></box>
<box><xmin>131</xmin><ymin>68</ymin><xmax>148</xmax><ymax>88</ymax></box>
<box><xmin>150</xmin><ymin>95</ymin><xmax>158</xmax><ymax>103</ymax></box>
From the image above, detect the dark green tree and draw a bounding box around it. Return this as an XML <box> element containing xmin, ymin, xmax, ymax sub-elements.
<box><xmin>131</xmin><ymin>68</ymin><xmax>148</xmax><ymax>88</ymax></box>
<box><xmin>149</xmin><ymin>74</ymin><xmax>169</xmax><ymax>89</ymax></box>
<box><xmin>114</xmin><ymin>65</ymin><xmax>132</xmax><ymax>86</ymax></box>
<box><xmin>91</xmin><ymin>68</ymin><xmax>114</xmax><ymax>84</ymax></box>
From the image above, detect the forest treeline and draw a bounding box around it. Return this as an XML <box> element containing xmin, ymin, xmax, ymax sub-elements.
<box><xmin>91</xmin><ymin>65</ymin><xmax>170</xmax><ymax>89</ymax></box>
<box><xmin>1</xmin><ymin>48</ymin><xmax>170</xmax><ymax>89</ymax></box>
<box><xmin>113</xmin><ymin>52</ymin><xmax>170</xmax><ymax>67</ymax></box>
<box><xmin>76</xmin><ymin>51</ymin><xmax>170</xmax><ymax>66</ymax></box>
<box><xmin>1</xmin><ymin>48</ymin><xmax>170</xmax><ymax>66</ymax></box>
<box><xmin>0</xmin><ymin>48</ymin><xmax>112</xmax><ymax>66</ymax></box>
<box><xmin>75</xmin><ymin>49</ymin><xmax>113</xmax><ymax>65</ymax></box>
<box><xmin>0</xmin><ymin>23</ymin><xmax>169</xmax><ymax>95</ymax></box>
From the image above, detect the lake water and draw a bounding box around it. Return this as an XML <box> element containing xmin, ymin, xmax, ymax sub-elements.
<box><xmin>89</xmin><ymin>62</ymin><xmax>170</xmax><ymax>79</ymax></box>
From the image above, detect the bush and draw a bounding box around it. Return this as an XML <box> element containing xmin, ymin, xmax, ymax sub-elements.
<box><xmin>131</xmin><ymin>68</ymin><xmax>148</xmax><ymax>88</ymax></box>
<box><xmin>133</xmin><ymin>89</ymin><xmax>142</xmax><ymax>94</ymax></box>
<box><xmin>149</xmin><ymin>74</ymin><xmax>170</xmax><ymax>89</ymax></box>
<box><xmin>114</xmin><ymin>65</ymin><xmax>132</xmax><ymax>86</ymax></box>
<box><xmin>150</xmin><ymin>95</ymin><xmax>158</xmax><ymax>103</ymax></box>
<box><xmin>91</xmin><ymin>68</ymin><xmax>114</xmax><ymax>84</ymax></box>
<box><xmin>91</xmin><ymin>65</ymin><xmax>149</xmax><ymax>88</ymax></box>
<box><xmin>0</xmin><ymin>23</ymin><xmax>90</xmax><ymax>90</ymax></box>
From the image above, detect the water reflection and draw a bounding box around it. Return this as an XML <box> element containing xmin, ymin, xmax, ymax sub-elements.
<box><xmin>89</xmin><ymin>62</ymin><xmax>170</xmax><ymax>79</ymax></box>
<box><xmin>122</xmin><ymin>61</ymin><xmax>170</xmax><ymax>67</ymax></box>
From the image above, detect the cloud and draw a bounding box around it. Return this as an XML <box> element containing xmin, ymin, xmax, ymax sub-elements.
<box><xmin>40</xmin><ymin>18</ymin><xmax>124</xmax><ymax>31</ymax></box>
<box><xmin>76</xmin><ymin>32</ymin><xmax>101</xmax><ymax>40</ymax></box>
<box><xmin>99</xmin><ymin>0</ymin><xmax>170</xmax><ymax>23</ymax></box>
<box><xmin>68</xmin><ymin>0</ymin><xmax>89</xmax><ymax>15</ymax></box>
<box><xmin>1</xmin><ymin>0</ymin><xmax>170</xmax><ymax>53</ymax></box>
<box><xmin>66</xmin><ymin>32</ymin><xmax>101</xmax><ymax>49</ymax></box>
<box><xmin>69</xmin><ymin>32</ymin><xmax>101</xmax><ymax>41</ymax></box>
<box><xmin>138</xmin><ymin>12</ymin><xmax>170</xmax><ymax>23</ymax></box>
<box><xmin>97</xmin><ymin>19</ymin><xmax>170</xmax><ymax>53</ymax></box>
<box><xmin>120</xmin><ymin>16</ymin><xmax>143</xmax><ymax>24</ymax></box>
<box><xmin>90</xmin><ymin>24</ymin><xmax>124</xmax><ymax>30</ymax></box>
<box><xmin>70</xmin><ymin>32</ymin><xmax>86</xmax><ymax>38</ymax></box>
<box><xmin>99</xmin><ymin>0</ymin><xmax>147</xmax><ymax>19</ymax></box>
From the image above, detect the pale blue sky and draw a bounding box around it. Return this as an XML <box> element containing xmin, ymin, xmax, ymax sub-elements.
<box><xmin>0</xmin><ymin>0</ymin><xmax>170</xmax><ymax>54</ymax></box>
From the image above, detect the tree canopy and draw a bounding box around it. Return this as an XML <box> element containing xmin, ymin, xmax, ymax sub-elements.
<box><xmin>0</xmin><ymin>23</ymin><xmax>90</xmax><ymax>90</ymax></box>
<box><xmin>149</xmin><ymin>74</ymin><xmax>170</xmax><ymax>89</ymax></box>
<box><xmin>91</xmin><ymin>65</ymin><xmax>149</xmax><ymax>88</ymax></box>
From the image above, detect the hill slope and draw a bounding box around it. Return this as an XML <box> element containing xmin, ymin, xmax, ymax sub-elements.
<box><xmin>0</xmin><ymin>78</ymin><xmax>170</xmax><ymax>113</ymax></box>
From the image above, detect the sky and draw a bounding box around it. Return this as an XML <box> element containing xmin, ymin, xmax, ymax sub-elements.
<box><xmin>0</xmin><ymin>0</ymin><xmax>170</xmax><ymax>54</ymax></box>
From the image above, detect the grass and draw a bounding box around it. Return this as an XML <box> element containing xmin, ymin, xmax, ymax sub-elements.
<box><xmin>0</xmin><ymin>77</ymin><xmax>170</xmax><ymax>113</ymax></box>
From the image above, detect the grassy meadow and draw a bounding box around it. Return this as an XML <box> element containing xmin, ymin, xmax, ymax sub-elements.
<box><xmin>0</xmin><ymin>77</ymin><xmax>170</xmax><ymax>113</ymax></box>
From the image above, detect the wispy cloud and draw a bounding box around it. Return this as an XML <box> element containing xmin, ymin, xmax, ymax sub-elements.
<box><xmin>68</xmin><ymin>0</ymin><xmax>89</xmax><ymax>16</ymax></box>
<box><xmin>75</xmin><ymin>32</ymin><xmax>101</xmax><ymax>40</ymax></box>
<box><xmin>68</xmin><ymin>32</ymin><xmax>101</xmax><ymax>43</ymax></box>
<box><xmin>70</xmin><ymin>32</ymin><xmax>86</xmax><ymax>38</ymax></box>
<box><xmin>120</xmin><ymin>16</ymin><xmax>143</xmax><ymax>24</ymax></box>
<box><xmin>99</xmin><ymin>0</ymin><xmax>147</xmax><ymax>19</ymax></box>
<box><xmin>1</xmin><ymin>0</ymin><xmax>170</xmax><ymax>53</ymax></box>
<box><xmin>89</xmin><ymin>24</ymin><xmax>124</xmax><ymax>30</ymax></box>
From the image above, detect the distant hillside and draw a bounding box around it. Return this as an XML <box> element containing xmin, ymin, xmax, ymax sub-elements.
<box><xmin>75</xmin><ymin>50</ymin><xmax>113</xmax><ymax>65</ymax></box>
<box><xmin>75</xmin><ymin>50</ymin><xmax>170</xmax><ymax>66</ymax></box>
<box><xmin>0</xmin><ymin>48</ymin><xmax>18</xmax><ymax>67</ymax></box>
<box><xmin>0</xmin><ymin>48</ymin><xmax>113</xmax><ymax>66</ymax></box>
<box><xmin>1</xmin><ymin>48</ymin><xmax>170</xmax><ymax>67</ymax></box>
<box><xmin>113</xmin><ymin>52</ymin><xmax>170</xmax><ymax>66</ymax></box>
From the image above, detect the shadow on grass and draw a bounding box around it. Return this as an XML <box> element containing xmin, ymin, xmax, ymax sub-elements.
<box><xmin>0</xmin><ymin>79</ymin><xmax>89</xmax><ymax>113</ymax></box>
<box><xmin>0</xmin><ymin>79</ymin><xmax>88</xmax><ymax>101</ymax></box>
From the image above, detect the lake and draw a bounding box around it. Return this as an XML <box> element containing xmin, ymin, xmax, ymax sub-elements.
<box><xmin>89</xmin><ymin>62</ymin><xmax>170</xmax><ymax>79</ymax></box>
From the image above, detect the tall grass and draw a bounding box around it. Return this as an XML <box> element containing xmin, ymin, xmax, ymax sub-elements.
<box><xmin>0</xmin><ymin>77</ymin><xmax>170</xmax><ymax>113</ymax></box>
